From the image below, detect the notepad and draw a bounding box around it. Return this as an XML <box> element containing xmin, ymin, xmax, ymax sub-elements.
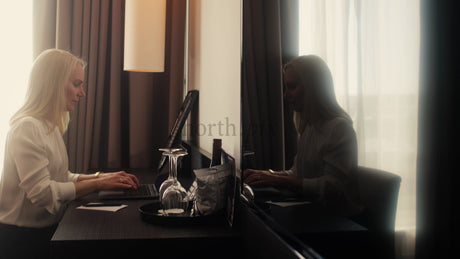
<box><xmin>76</xmin><ymin>204</ymin><xmax>128</xmax><ymax>212</ymax></box>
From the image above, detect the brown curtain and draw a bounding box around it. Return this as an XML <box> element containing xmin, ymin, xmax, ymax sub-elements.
<box><xmin>33</xmin><ymin>0</ymin><xmax>185</xmax><ymax>173</ymax></box>
<box><xmin>242</xmin><ymin>0</ymin><xmax>298</xmax><ymax>171</ymax></box>
<box><xmin>280</xmin><ymin>0</ymin><xmax>298</xmax><ymax>170</ymax></box>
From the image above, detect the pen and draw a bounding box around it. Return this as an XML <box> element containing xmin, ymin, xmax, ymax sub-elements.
<box><xmin>83</xmin><ymin>203</ymin><xmax>122</xmax><ymax>207</ymax></box>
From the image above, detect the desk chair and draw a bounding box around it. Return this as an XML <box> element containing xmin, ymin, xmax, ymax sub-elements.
<box><xmin>354</xmin><ymin>166</ymin><xmax>401</xmax><ymax>259</ymax></box>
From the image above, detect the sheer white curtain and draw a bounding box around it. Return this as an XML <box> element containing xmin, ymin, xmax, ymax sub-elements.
<box><xmin>299</xmin><ymin>0</ymin><xmax>419</xmax><ymax>258</ymax></box>
<box><xmin>0</xmin><ymin>2</ymin><xmax>33</xmax><ymax>176</ymax></box>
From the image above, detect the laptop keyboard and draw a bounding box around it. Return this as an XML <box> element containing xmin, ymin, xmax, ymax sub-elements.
<box><xmin>124</xmin><ymin>184</ymin><xmax>158</xmax><ymax>197</ymax></box>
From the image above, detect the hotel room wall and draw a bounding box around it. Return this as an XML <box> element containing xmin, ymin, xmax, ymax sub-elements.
<box><xmin>188</xmin><ymin>0</ymin><xmax>241</xmax><ymax>168</ymax></box>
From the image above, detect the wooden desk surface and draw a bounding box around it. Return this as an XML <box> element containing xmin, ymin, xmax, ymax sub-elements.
<box><xmin>50</xmin><ymin>170</ymin><xmax>240</xmax><ymax>259</ymax></box>
<box><xmin>52</xmin><ymin>198</ymin><xmax>237</xmax><ymax>241</ymax></box>
<box><xmin>50</xmin><ymin>169</ymin><xmax>369</xmax><ymax>258</ymax></box>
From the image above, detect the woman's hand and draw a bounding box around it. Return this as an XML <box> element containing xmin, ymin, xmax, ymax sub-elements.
<box><xmin>96</xmin><ymin>171</ymin><xmax>140</xmax><ymax>190</ymax></box>
<box><xmin>74</xmin><ymin>171</ymin><xmax>140</xmax><ymax>198</ymax></box>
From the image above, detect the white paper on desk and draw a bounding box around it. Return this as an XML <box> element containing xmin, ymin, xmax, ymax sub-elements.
<box><xmin>265</xmin><ymin>200</ymin><xmax>311</xmax><ymax>207</ymax></box>
<box><xmin>76</xmin><ymin>205</ymin><xmax>128</xmax><ymax>212</ymax></box>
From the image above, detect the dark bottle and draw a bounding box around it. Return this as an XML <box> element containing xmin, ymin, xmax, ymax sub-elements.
<box><xmin>210</xmin><ymin>139</ymin><xmax>222</xmax><ymax>167</ymax></box>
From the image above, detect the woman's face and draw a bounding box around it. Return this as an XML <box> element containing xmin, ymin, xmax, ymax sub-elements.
<box><xmin>283</xmin><ymin>67</ymin><xmax>305</xmax><ymax>112</ymax></box>
<box><xmin>65</xmin><ymin>64</ymin><xmax>85</xmax><ymax>111</ymax></box>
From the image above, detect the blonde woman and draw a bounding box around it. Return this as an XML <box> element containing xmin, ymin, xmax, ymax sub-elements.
<box><xmin>244</xmin><ymin>55</ymin><xmax>363</xmax><ymax>216</ymax></box>
<box><xmin>0</xmin><ymin>49</ymin><xmax>139</xmax><ymax>258</ymax></box>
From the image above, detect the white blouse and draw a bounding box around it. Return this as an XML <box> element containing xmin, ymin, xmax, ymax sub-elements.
<box><xmin>287</xmin><ymin>117</ymin><xmax>363</xmax><ymax>216</ymax></box>
<box><xmin>0</xmin><ymin>116</ymin><xmax>79</xmax><ymax>228</ymax></box>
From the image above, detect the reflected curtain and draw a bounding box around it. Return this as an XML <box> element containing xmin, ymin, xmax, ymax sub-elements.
<box><xmin>33</xmin><ymin>0</ymin><xmax>185</xmax><ymax>172</ymax></box>
<box><xmin>280</xmin><ymin>0</ymin><xmax>299</xmax><ymax>170</ymax></box>
<box><xmin>298</xmin><ymin>0</ymin><xmax>419</xmax><ymax>258</ymax></box>
<box><xmin>242</xmin><ymin>0</ymin><xmax>298</xmax><ymax>171</ymax></box>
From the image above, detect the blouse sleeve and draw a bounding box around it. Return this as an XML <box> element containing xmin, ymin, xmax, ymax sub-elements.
<box><xmin>9</xmin><ymin>121</ymin><xmax>76</xmax><ymax>215</ymax></box>
<box><xmin>301</xmin><ymin>119</ymin><xmax>358</xmax><ymax>211</ymax></box>
<box><xmin>67</xmin><ymin>171</ymin><xmax>80</xmax><ymax>182</ymax></box>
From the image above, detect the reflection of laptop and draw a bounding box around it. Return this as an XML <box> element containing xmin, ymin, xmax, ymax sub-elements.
<box><xmin>98</xmin><ymin>184</ymin><xmax>158</xmax><ymax>200</ymax></box>
<box><xmin>252</xmin><ymin>187</ymin><xmax>297</xmax><ymax>202</ymax></box>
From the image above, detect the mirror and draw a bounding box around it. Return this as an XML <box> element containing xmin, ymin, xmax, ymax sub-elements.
<box><xmin>241</xmin><ymin>1</ymin><xmax>372</xmax><ymax>258</ymax></box>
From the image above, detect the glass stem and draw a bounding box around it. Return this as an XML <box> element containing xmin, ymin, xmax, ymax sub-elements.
<box><xmin>171</xmin><ymin>155</ymin><xmax>178</xmax><ymax>180</ymax></box>
<box><xmin>168</xmin><ymin>154</ymin><xmax>175</xmax><ymax>179</ymax></box>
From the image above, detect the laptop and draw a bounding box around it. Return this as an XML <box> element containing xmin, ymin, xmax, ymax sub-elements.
<box><xmin>98</xmin><ymin>183</ymin><xmax>159</xmax><ymax>200</ymax></box>
<box><xmin>98</xmin><ymin>90</ymin><xmax>199</xmax><ymax>200</ymax></box>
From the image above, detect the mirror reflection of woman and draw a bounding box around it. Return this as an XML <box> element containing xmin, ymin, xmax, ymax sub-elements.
<box><xmin>244</xmin><ymin>55</ymin><xmax>363</xmax><ymax>216</ymax></box>
<box><xmin>0</xmin><ymin>49</ymin><xmax>139</xmax><ymax>258</ymax></box>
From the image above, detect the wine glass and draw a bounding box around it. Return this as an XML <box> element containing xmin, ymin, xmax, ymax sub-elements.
<box><xmin>161</xmin><ymin>150</ymin><xmax>188</xmax><ymax>216</ymax></box>
<box><xmin>158</xmin><ymin>148</ymin><xmax>183</xmax><ymax>202</ymax></box>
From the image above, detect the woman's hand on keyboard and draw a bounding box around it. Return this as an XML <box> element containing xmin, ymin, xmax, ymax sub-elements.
<box><xmin>75</xmin><ymin>171</ymin><xmax>140</xmax><ymax>198</ymax></box>
<box><xmin>97</xmin><ymin>171</ymin><xmax>140</xmax><ymax>190</ymax></box>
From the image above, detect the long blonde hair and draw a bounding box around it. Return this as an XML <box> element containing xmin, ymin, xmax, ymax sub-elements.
<box><xmin>10</xmin><ymin>49</ymin><xmax>86</xmax><ymax>134</ymax></box>
<box><xmin>284</xmin><ymin>55</ymin><xmax>351</xmax><ymax>134</ymax></box>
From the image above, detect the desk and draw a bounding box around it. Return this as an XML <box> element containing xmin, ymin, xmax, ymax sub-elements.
<box><xmin>50</xmin><ymin>170</ymin><xmax>240</xmax><ymax>259</ymax></box>
<box><xmin>50</xmin><ymin>169</ymin><xmax>368</xmax><ymax>259</ymax></box>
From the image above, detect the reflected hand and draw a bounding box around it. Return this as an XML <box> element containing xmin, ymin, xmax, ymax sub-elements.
<box><xmin>243</xmin><ymin>169</ymin><xmax>301</xmax><ymax>193</ymax></box>
<box><xmin>243</xmin><ymin>169</ymin><xmax>267</xmax><ymax>179</ymax></box>
<box><xmin>243</xmin><ymin>169</ymin><xmax>281</xmax><ymax>187</ymax></box>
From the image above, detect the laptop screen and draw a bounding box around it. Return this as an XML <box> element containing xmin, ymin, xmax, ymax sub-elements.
<box><xmin>157</xmin><ymin>90</ymin><xmax>199</xmax><ymax>172</ymax></box>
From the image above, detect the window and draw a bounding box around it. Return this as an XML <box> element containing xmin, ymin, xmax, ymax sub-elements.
<box><xmin>0</xmin><ymin>2</ymin><xmax>33</xmax><ymax>174</ymax></box>
<box><xmin>299</xmin><ymin>0</ymin><xmax>419</xmax><ymax>257</ymax></box>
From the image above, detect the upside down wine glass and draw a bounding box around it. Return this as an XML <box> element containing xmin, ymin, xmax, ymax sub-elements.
<box><xmin>159</xmin><ymin>149</ymin><xmax>188</xmax><ymax>216</ymax></box>
<box><xmin>158</xmin><ymin>148</ymin><xmax>183</xmax><ymax>202</ymax></box>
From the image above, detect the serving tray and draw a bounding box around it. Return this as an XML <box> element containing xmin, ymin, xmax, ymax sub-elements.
<box><xmin>138</xmin><ymin>201</ymin><xmax>225</xmax><ymax>225</ymax></box>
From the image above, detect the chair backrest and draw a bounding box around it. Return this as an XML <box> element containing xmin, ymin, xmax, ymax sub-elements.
<box><xmin>355</xmin><ymin>166</ymin><xmax>402</xmax><ymax>233</ymax></box>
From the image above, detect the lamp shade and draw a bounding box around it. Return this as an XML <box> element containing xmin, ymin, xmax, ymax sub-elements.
<box><xmin>124</xmin><ymin>0</ymin><xmax>166</xmax><ymax>72</ymax></box>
